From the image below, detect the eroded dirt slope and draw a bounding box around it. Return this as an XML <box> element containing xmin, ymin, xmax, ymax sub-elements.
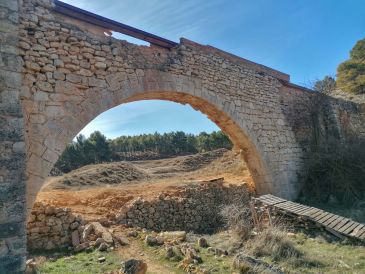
<box><xmin>37</xmin><ymin>149</ymin><xmax>252</xmax><ymax>221</ymax></box>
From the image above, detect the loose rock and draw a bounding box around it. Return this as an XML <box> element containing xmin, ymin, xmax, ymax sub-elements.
<box><xmin>98</xmin><ymin>257</ymin><xmax>106</xmax><ymax>263</ymax></box>
<box><xmin>98</xmin><ymin>242</ymin><xmax>109</xmax><ymax>252</ymax></box>
<box><xmin>122</xmin><ymin>259</ymin><xmax>147</xmax><ymax>274</ymax></box>
<box><xmin>198</xmin><ymin>237</ymin><xmax>209</xmax><ymax>248</ymax></box>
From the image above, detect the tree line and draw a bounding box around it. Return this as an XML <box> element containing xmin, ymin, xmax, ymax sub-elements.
<box><xmin>54</xmin><ymin>130</ymin><xmax>232</xmax><ymax>173</ymax></box>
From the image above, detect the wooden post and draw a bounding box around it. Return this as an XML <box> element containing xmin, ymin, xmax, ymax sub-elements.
<box><xmin>250</xmin><ymin>201</ymin><xmax>260</xmax><ymax>230</ymax></box>
<box><xmin>266</xmin><ymin>207</ymin><xmax>273</xmax><ymax>227</ymax></box>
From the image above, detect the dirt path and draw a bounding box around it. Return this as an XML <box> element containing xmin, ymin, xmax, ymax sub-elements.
<box><xmin>117</xmin><ymin>239</ymin><xmax>180</xmax><ymax>274</ymax></box>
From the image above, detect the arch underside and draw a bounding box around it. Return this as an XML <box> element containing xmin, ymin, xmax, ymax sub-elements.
<box><xmin>24</xmin><ymin>70</ymin><xmax>274</xmax><ymax>212</ymax></box>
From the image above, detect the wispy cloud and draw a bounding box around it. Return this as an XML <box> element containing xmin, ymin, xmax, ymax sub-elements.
<box><xmin>62</xmin><ymin>0</ymin><xmax>365</xmax><ymax>136</ymax></box>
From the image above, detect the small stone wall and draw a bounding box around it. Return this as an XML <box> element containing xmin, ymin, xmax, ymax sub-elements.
<box><xmin>27</xmin><ymin>202</ymin><xmax>85</xmax><ymax>250</ymax></box>
<box><xmin>117</xmin><ymin>180</ymin><xmax>250</xmax><ymax>233</ymax></box>
<box><xmin>27</xmin><ymin>180</ymin><xmax>249</xmax><ymax>250</ymax></box>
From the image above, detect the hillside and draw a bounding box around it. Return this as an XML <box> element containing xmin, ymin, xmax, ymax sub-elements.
<box><xmin>43</xmin><ymin>148</ymin><xmax>249</xmax><ymax>192</ymax></box>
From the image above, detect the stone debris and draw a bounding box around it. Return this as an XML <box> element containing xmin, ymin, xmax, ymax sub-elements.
<box><xmin>207</xmin><ymin>247</ymin><xmax>228</xmax><ymax>256</ymax></box>
<box><xmin>26</xmin><ymin>182</ymin><xmax>248</xmax><ymax>254</ymax></box>
<box><xmin>74</xmin><ymin>242</ymin><xmax>89</xmax><ymax>252</ymax></box>
<box><xmin>122</xmin><ymin>259</ymin><xmax>147</xmax><ymax>274</ymax></box>
<box><xmin>98</xmin><ymin>256</ymin><xmax>106</xmax><ymax>263</ymax></box>
<box><xmin>197</xmin><ymin>237</ymin><xmax>209</xmax><ymax>248</ymax></box>
<box><xmin>91</xmin><ymin>222</ymin><xmax>114</xmax><ymax>244</ymax></box>
<box><xmin>27</xmin><ymin>202</ymin><xmax>118</xmax><ymax>252</ymax></box>
<box><xmin>159</xmin><ymin>231</ymin><xmax>187</xmax><ymax>241</ymax></box>
<box><xmin>95</xmin><ymin>237</ymin><xmax>106</xmax><ymax>247</ymax></box>
<box><xmin>114</xmin><ymin>235</ymin><xmax>130</xmax><ymax>246</ymax></box>
<box><xmin>127</xmin><ymin>231</ymin><xmax>138</xmax><ymax>238</ymax></box>
<box><xmin>82</xmin><ymin>223</ymin><xmax>94</xmax><ymax>242</ymax></box>
<box><xmin>144</xmin><ymin>235</ymin><xmax>164</xmax><ymax>246</ymax></box>
<box><xmin>165</xmin><ymin>246</ymin><xmax>175</xmax><ymax>258</ymax></box>
<box><xmin>98</xmin><ymin>242</ymin><xmax>109</xmax><ymax>252</ymax></box>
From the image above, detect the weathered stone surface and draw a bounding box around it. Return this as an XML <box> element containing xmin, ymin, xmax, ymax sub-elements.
<box><xmin>98</xmin><ymin>256</ymin><xmax>106</xmax><ymax>263</ymax></box>
<box><xmin>145</xmin><ymin>235</ymin><xmax>164</xmax><ymax>246</ymax></box>
<box><xmin>0</xmin><ymin>1</ymin><xmax>26</xmax><ymax>273</ymax></box>
<box><xmin>71</xmin><ymin>230</ymin><xmax>80</xmax><ymax>247</ymax></box>
<box><xmin>26</xmin><ymin>202</ymin><xmax>80</xmax><ymax>251</ymax></box>
<box><xmin>98</xmin><ymin>242</ymin><xmax>109</xmax><ymax>252</ymax></box>
<box><xmin>82</xmin><ymin>223</ymin><xmax>93</xmax><ymax>242</ymax></box>
<box><xmin>117</xmin><ymin>181</ymin><xmax>250</xmax><ymax>233</ymax></box>
<box><xmin>1</xmin><ymin>0</ymin><xmax>365</xmax><ymax>272</ymax></box>
<box><xmin>159</xmin><ymin>231</ymin><xmax>187</xmax><ymax>241</ymax></box>
<box><xmin>74</xmin><ymin>242</ymin><xmax>89</xmax><ymax>252</ymax></box>
<box><xmin>15</xmin><ymin>0</ymin><xmax>365</xmax><ymax>221</ymax></box>
<box><xmin>91</xmin><ymin>222</ymin><xmax>113</xmax><ymax>244</ymax></box>
<box><xmin>114</xmin><ymin>235</ymin><xmax>129</xmax><ymax>246</ymax></box>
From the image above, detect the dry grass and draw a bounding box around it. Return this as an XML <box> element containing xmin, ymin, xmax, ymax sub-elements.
<box><xmin>220</xmin><ymin>204</ymin><xmax>254</xmax><ymax>240</ymax></box>
<box><xmin>221</xmin><ymin>203</ymin><xmax>303</xmax><ymax>266</ymax></box>
<box><xmin>244</xmin><ymin>225</ymin><xmax>302</xmax><ymax>262</ymax></box>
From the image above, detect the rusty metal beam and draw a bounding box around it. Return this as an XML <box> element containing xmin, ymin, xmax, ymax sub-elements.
<box><xmin>53</xmin><ymin>0</ymin><xmax>178</xmax><ymax>49</ymax></box>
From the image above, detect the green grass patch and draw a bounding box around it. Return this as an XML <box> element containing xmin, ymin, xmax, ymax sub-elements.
<box><xmin>32</xmin><ymin>231</ymin><xmax>365</xmax><ymax>274</ymax></box>
<box><xmin>270</xmin><ymin>233</ymin><xmax>365</xmax><ymax>274</ymax></box>
<box><xmin>36</xmin><ymin>249</ymin><xmax>121</xmax><ymax>274</ymax></box>
<box><xmin>197</xmin><ymin>247</ymin><xmax>234</xmax><ymax>273</ymax></box>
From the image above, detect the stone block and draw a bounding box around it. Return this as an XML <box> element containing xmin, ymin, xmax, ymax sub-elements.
<box><xmin>12</xmin><ymin>142</ymin><xmax>24</xmax><ymax>153</ymax></box>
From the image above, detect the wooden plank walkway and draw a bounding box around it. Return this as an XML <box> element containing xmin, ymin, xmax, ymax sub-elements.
<box><xmin>254</xmin><ymin>194</ymin><xmax>365</xmax><ymax>241</ymax></box>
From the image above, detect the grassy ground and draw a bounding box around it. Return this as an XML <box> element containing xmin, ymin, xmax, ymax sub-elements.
<box><xmin>33</xmin><ymin>229</ymin><xmax>365</xmax><ymax>274</ymax></box>
<box><xmin>137</xmin><ymin>235</ymin><xmax>233</xmax><ymax>274</ymax></box>
<box><xmin>35</xmin><ymin>249</ymin><xmax>121</xmax><ymax>274</ymax></box>
<box><xmin>33</xmin><ymin>150</ymin><xmax>364</xmax><ymax>273</ymax></box>
<box><xmin>278</xmin><ymin>233</ymin><xmax>365</xmax><ymax>274</ymax></box>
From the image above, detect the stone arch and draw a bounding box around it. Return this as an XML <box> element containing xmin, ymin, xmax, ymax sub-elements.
<box><xmin>25</xmin><ymin>70</ymin><xmax>273</xmax><ymax>213</ymax></box>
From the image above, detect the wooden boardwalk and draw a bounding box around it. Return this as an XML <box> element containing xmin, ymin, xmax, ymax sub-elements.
<box><xmin>254</xmin><ymin>194</ymin><xmax>365</xmax><ymax>241</ymax></box>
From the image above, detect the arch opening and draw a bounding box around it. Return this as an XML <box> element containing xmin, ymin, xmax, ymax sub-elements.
<box><xmin>24</xmin><ymin>91</ymin><xmax>271</xmax><ymax>210</ymax></box>
<box><xmin>28</xmin><ymin>92</ymin><xmax>262</xmax><ymax>253</ymax></box>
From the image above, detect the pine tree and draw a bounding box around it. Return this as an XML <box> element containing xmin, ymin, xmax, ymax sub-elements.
<box><xmin>337</xmin><ymin>38</ymin><xmax>365</xmax><ymax>94</ymax></box>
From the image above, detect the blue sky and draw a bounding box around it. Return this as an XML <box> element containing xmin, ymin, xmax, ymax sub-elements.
<box><xmin>62</xmin><ymin>0</ymin><xmax>365</xmax><ymax>138</ymax></box>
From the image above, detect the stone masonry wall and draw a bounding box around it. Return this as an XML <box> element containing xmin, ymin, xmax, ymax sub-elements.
<box><xmin>27</xmin><ymin>202</ymin><xmax>85</xmax><ymax>250</ymax></box>
<box><xmin>0</xmin><ymin>0</ymin><xmax>27</xmax><ymax>273</ymax></box>
<box><xmin>117</xmin><ymin>180</ymin><xmax>250</xmax><ymax>233</ymax></box>
<box><xmin>280</xmin><ymin>85</ymin><xmax>365</xmax><ymax>163</ymax></box>
<box><xmin>18</xmin><ymin>0</ymin><xmax>305</xmax><ymax>208</ymax></box>
<box><xmin>1</xmin><ymin>0</ymin><xmax>365</xmax><ymax>271</ymax></box>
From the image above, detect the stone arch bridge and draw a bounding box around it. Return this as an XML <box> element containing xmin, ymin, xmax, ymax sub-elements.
<box><xmin>1</xmin><ymin>0</ymin><xmax>365</xmax><ymax>272</ymax></box>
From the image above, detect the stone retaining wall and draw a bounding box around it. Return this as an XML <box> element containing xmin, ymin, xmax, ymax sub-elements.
<box><xmin>27</xmin><ymin>202</ymin><xmax>85</xmax><ymax>250</ymax></box>
<box><xmin>27</xmin><ymin>180</ymin><xmax>250</xmax><ymax>249</ymax></box>
<box><xmin>117</xmin><ymin>180</ymin><xmax>250</xmax><ymax>233</ymax></box>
